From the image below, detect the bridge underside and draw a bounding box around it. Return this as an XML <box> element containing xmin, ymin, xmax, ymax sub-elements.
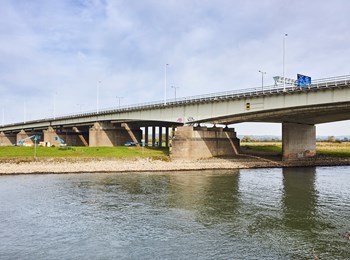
<box><xmin>197</xmin><ymin>102</ymin><xmax>350</xmax><ymax>125</ymax></box>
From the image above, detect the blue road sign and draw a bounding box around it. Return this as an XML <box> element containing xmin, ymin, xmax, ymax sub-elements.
<box><xmin>297</xmin><ymin>74</ymin><xmax>311</xmax><ymax>87</ymax></box>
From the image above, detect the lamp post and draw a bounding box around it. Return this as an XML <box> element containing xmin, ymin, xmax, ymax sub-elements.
<box><xmin>283</xmin><ymin>33</ymin><xmax>288</xmax><ymax>92</ymax></box>
<box><xmin>171</xmin><ymin>86</ymin><xmax>179</xmax><ymax>101</ymax></box>
<box><xmin>96</xmin><ymin>80</ymin><xmax>101</xmax><ymax>114</ymax></box>
<box><xmin>77</xmin><ymin>103</ymin><xmax>84</xmax><ymax>113</ymax></box>
<box><xmin>1</xmin><ymin>105</ymin><xmax>4</xmax><ymax>127</ymax></box>
<box><xmin>258</xmin><ymin>70</ymin><xmax>266</xmax><ymax>91</ymax></box>
<box><xmin>23</xmin><ymin>101</ymin><xmax>26</xmax><ymax>123</ymax></box>
<box><xmin>53</xmin><ymin>92</ymin><xmax>57</xmax><ymax>119</ymax></box>
<box><xmin>116</xmin><ymin>96</ymin><xmax>123</xmax><ymax>108</ymax></box>
<box><xmin>164</xmin><ymin>64</ymin><xmax>169</xmax><ymax>105</ymax></box>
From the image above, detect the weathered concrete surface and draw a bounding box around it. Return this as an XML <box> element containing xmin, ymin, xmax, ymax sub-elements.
<box><xmin>282</xmin><ymin>122</ymin><xmax>316</xmax><ymax>160</ymax></box>
<box><xmin>43</xmin><ymin>127</ymin><xmax>64</xmax><ymax>146</ymax></box>
<box><xmin>171</xmin><ymin>126</ymin><xmax>240</xmax><ymax>160</ymax></box>
<box><xmin>0</xmin><ymin>132</ymin><xmax>16</xmax><ymax>146</ymax></box>
<box><xmin>16</xmin><ymin>130</ymin><xmax>42</xmax><ymax>146</ymax></box>
<box><xmin>43</xmin><ymin>127</ymin><xmax>89</xmax><ymax>146</ymax></box>
<box><xmin>89</xmin><ymin>122</ymin><xmax>142</xmax><ymax>147</ymax></box>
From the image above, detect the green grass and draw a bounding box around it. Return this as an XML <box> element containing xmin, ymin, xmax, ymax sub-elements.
<box><xmin>0</xmin><ymin>146</ymin><xmax>169</xmax><ymax>159</ymax></box>
<box><xmin>241</xmin><ymin>141</ymin><xmax>350</xmax><ymax>158</ymax></box>
<box><xmin>316</xmin><ymin>142</ymin><xmax>350</xmax><ymax>157</ymax></box>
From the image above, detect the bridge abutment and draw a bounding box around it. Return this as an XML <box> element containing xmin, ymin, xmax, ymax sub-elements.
<box><xmin>282</xmin><ymin>123</ymin><xmax>316</xmax><ymax>160</ymax></box>
<box><xmin>171</xmin><ymin>126</ymin><xmax>240</xmax><ymax>160</ymax></box>
<box><xmin>0</xmin><ymin>132</ymin><xmax>16</xmax><ymax>146</ymax></box>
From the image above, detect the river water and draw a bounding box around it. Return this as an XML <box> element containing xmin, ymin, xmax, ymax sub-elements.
<box><xmin>0</xmin><ymin>166</ymin><xmax>349</xmax><ymax>259</ymax></box>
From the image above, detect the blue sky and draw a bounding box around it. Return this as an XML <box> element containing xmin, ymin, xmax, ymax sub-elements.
<box><xmin>1</xmin><ymin>0</ymin><xmax>350</xmax><ymax>136</ymax></box>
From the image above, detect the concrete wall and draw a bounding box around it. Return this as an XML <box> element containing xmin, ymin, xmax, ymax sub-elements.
<box><xmin>43</xmin><ymin>127</ymin><xmax>89</xmax><ymax>146</ymax></box>
<box><xmin>43</xmin><ymin>127</ymin><xmax>63</xmax><ymax>146</ymax></box>
<box><xmin>0</xmin><ymin>132</ymin><xmax>16</xmax><ymax>146</ymax></box>
<box><xmin>16</xmin><ymin>130</ymin><xmax>42</xmax><ymax>146</ymax></box>
<box><xmin>282</xmin><ymin>122</ymin><xmax>316</xmax><ymax>160</ymax></box>
<box><xmin>171</xmin><ymin>126</ymin><xmax>240</xmax><ymax>160</ymax></box>
<box><xmin>89</xmin><ymin>122</ymin><xmax>142</xmax><ymax>147</ymax></box>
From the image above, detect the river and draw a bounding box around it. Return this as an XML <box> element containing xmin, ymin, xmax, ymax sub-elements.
<box><xmin>0</xmin><ymin>166</ymin><xmax>349</xmax><ymax>259</ymax></box>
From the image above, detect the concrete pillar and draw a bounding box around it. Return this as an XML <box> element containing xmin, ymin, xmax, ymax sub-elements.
<box><xmin>158</xmin><ymin>126</ymin><xmax>163</xmax><ymax>147</ymax></box>
<box><xmin>89</xmin><ymin>122</ymin><xmax>114</xmax><ymax>147</ymax></box>
<box><xmin>172</xmin><ymin>126</ymin><xmax>240</xmax><ymax>160</ymax></box>
<box><xmin>16</xmin><ymin>130</ymin><xmax>41</xmax><ymax>146</ymax></box>
<box><xmin>43</xmin><ymin>127</ymin><xmax>64</xmax><ymax>146</ymax></box>
<box><xmin>0</xmin><ymin>132</ymin><xmax>16</xmax><ymax>146</ymax></box>
<box><xmin>152</xmin><ymin>126</ymin><xmax>156</xmax><ymax>147</ymax></box>
<box><xmin>165</xmin><ymin>127</ymin><xmax>169</xmax><ymax>147</ymax></box>
<box><xmin>72</xmin><ymin>127</ymin><xmax>89</xmax><ymax>146</ymax></box>
<box><xmin>282</xmin><ymin>122</ymin><xmax>316</xmax><ymax>160</ymax></box>
<box><xmin>89</xmin><ymin>122</ymin><xmax>142</xmax><ymax>147</ymax></box>
<box><xmin>145</xmin><ymin>127</ymin><xmax>149</xmax><ymax>147</ymax></box>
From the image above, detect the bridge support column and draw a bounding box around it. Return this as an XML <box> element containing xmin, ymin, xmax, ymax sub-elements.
<box><xmin>145</xmin><ymin>127</ymin><xmax>149</xmax><ymax>146</ymax></box>
<box><xmin>16</xmin><ymin>130</ymin><xmax>42</xmax><ymax>146</ymax></box>
<box><xmin>165</xmin><ymin>127</ymin><xmax>169</xmax><ymax>147</ymax></box>
<box><xmin>152</xmin><ymin>126</ymin><xmax>156</xmax><ymax>147</ymax></box>
<box><xmin>43</xmin><ymin>127</ymin><xmax>64</xmax><ymax>146</ymax></box>
<box><xmin>158</xmin><ymin>126</ymin><xmax>163</xmax><ymax>147</ymax></box>
<box><xmin>171</xmin><ymin>126</ymin><xmax>240</xmax><ymax>160</ymax></box>
<box><xmin>282</xmin><ymin>123</ymin><xmax>316</xmax><ymax>160</ymax></box>
<box><xmin>89</xmin><ymin>122</ymin><xmax>142</xmax><ymax>147</ymax></box>
<box><xmin>0</xmin><ymin>132</ymin><xmax>16</xmax><ymax>146</ymax></box>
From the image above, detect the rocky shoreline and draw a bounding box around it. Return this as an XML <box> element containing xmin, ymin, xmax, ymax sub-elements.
<box><xmin>1</xmin><ymin>155</ymin><xmax>350</xmax><ymax>175</ymax></box>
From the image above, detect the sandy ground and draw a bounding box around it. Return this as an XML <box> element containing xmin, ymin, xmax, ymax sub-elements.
<box><xmin>1</xmin><ymin>155</ymin><xmax>350</xmax><ymax>175</ymax></box>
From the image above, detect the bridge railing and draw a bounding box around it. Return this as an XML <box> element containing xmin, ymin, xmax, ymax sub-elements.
<box><xmin>2</xmin><ymin>75</ymin><xmax>350</xmax><ymax>127</ymax></box>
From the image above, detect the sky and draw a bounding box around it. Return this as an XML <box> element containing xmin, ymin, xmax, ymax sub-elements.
<box><xmin>1</xmin><ymin>0</ymin><xmax>350</xmax><ymax>136</ymax></box>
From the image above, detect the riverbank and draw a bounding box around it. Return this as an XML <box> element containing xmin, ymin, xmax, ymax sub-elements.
<box><xmin>1</xmin><ymin>155</ymin><xmax>350</xmax><ymax>175</ymax></box>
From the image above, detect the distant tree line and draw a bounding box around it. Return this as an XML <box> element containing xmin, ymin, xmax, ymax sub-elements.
<box><xmin>317</xmin><ymin>136</ymin><xmax>349</xmax><ymax>143</ymax></box>
<box><xmin>241</xmin><ymin>135</ymin><xmax>350</xmax><ymax>143</ymax></box>
<box><xmin>240</xmin><ymin>136</ymin><xmax>281</xmax><ymax>142</ymax></box>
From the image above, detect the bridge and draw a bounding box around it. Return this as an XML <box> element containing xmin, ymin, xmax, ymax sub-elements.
<box><xmin>1</xmin><ymin>75</ymin><xmax>350</xmax><ymax>160</ymax></box>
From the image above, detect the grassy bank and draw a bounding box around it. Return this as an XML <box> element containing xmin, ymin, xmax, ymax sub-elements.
<box><xmin>0</xmin><ymin>146</ymin><xmax>169</xmax><ymax>160</ymax></box>
<box><xmin>241</xmin><ymin>142</ymin><xmax>350</xmax><ymax>157</ymax></box>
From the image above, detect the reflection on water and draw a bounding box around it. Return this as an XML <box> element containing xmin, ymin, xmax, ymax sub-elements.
<box><xmin>282</xmin><ymin>167</ymin><xmax>318</xmax><ymax>230</ymax></box>
<box><xmin>0</xmin><ymin>167</ymin><xmax>349</xmax><ymax>259</ymax></box>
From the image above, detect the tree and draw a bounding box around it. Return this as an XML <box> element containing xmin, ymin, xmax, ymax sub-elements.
<box><xmin>327</xmin><ymin>136</ymin><xmax>336</xmax><ymax>143</ymax></box>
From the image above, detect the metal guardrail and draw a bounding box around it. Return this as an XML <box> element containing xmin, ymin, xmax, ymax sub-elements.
<box><xmin>2</xmin><ymin>74</ymin><xmax>350</xmax><ymax>128</ymax></box>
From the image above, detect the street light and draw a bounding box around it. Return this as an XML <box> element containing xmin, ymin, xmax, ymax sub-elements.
<box><xmin>283</xmin><ymin>33</ymin><xmax>288</xmax><ymax>92</ymax></box>
<box><xmin>164</xmin><ymin>64</ymin><xmax>169</xmax><ymax>105</ymax></box>
<box><xmin>258</xmin><ymin>70</ymin><xmax>266</xmax><ymax>91</ymax></box>
<box><xmin>116</xmin><ymin>96</ymin><xmax>123</xmax><ymax>108</ymax></box>
<box><xmin>97</xmin><ymin>80</ymin><xmax>101</xmax><ymax>114</ymax></box>
<box><xmin>23</xmin><ymin>101</ymin><xmax>26</xmax><ymax>123</ymax></box>
<box><xmin>1</xmin><ymin>105</ymin><xmax>4</xmax><ymax>127</ymax></box>
<box><xmin>171</xmin><ymin>86</ymin><xmax>179</xmax><ymax>101</ymax></box>
<box><xmin>53</xmin><ymin>92</ymin><xmax>57</xmax><ymax>119</ymax></box>
<box><xmin>77</xmin><ymin>103</ymin><xmax>84</xmax><ymax>113</ymax></box>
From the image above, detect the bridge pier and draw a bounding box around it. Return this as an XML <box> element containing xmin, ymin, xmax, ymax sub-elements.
<box><xmin>43</xmin><ymin>127</ymin><xmax>64</xmax><ymax>146</ymax></box>
<box><xmin>171</xmin><ymin>126</ymin><xmax>240</xmax><ymax>160</ymax></box>
<box><xmin>16</xmin><ymin>130</ymin><xmax>42</xmax><ymax>146</ymax></box>
<box><xmin>89</xmin><ymin>122</ymin><xmax>142</xmax><ymax>147</ymax></box>
<box><xmin>0</xmin><ymin>132</ymin><xmax>16</xmax><ymax>146</ymax></box>
<box><xmin>158</xmin><ymin>126</ymin><xmax>163</xmax><ymax>147</ymax></box>
<box><xmin>282</xmin><ymin>123</ymin><xmax>316</xmax><ymax>160</ymax></box>
<box><xmin>152</xmin><ymin>126</ymin><xmax>156</xmax><ymax>147</ymax></box>
<box><xmin>144</xmin><ymin>127</ymin><xmax>149</xmax><ymax>146</ymax></box>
